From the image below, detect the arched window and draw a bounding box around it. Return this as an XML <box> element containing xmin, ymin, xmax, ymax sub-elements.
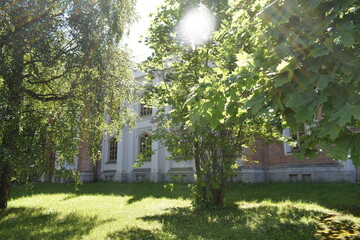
<box><xmin>140</xmin><ymin>103</ymin><xmax>152</xmax><ymax>117</ymax></box>
<box><xmin>139</xmin><ymin>133</ymin><xmax>152</xmax><ymax>161</ymax></box>
<box><xmin>108</xmin><ymin>137</ymin><xmax>118</xmax><ymax>163</ymax></box>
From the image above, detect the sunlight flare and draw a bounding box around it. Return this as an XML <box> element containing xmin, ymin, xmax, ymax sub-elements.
<box><xmin>177</xmin><ymin>5</ymin><xmax>216</xmax><ymax>47</ymax></box>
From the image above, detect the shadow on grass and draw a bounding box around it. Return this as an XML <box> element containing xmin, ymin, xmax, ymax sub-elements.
<box><xmin>142</xmin><ymin>206</ymin><xmax>318</xmax><ymax>240</ymax></box>
<box><xmin>316</xmin><ymin>213</ymin><xmax>360</xmax><ymax>240</ymax></box>
<box><xmin>108</xmin><ymin>227</ymin><xmax>158</xmax><ymax>240</ymax></box>
<box><xmin>225</xmin><ymin>183</ymin><xmax>360</xmax><ymax>217</ymax></box>
<box><xmin>10</xmin><ymin>182</ymin><xmax>191</xmax><ymax>205</ymax></box>
<box><xmin>0</xmin><ymin>207</ymin><xmax>111</xmax><ymax>240</ymax></box>
<box><xmin>107</xmin><ymin>206</ymin><xmax>360</xmax><ymax>240</ymax></box>
<box><xmin>7</xmin><ymin>183</ymin><xmax>360</xmax><ymax>239</ymax></box>
<box><xmin>10</xmin><ymin>182</ymin><xmax>360</xmax><ymax>216</ymax></box>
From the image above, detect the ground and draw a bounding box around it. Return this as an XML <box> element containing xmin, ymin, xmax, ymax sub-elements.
<box><xmin>0</xmin><ymin>182</ymin><xmax>359</xmax><ymax>239</ymax></box>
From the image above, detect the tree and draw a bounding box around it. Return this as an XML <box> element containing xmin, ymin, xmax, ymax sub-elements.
<box><xmin>142</xmin><ymin>0</ymin><xmax>273</xmax><ymax>207</ymax></box>
<box><xmin>0</xmin><ymin>0</ymin><xmax>136</xmax><ymax>210</ymax></box>
<box><xmin>220</xmin><ymin>0</ymin><xmax>360</xmax><ymax>165</ymax></box>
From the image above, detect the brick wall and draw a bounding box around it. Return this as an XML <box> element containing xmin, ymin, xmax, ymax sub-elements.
<box><xmin>78</xmin><ymin>141</ymin><xmax>94</xmax><ymax>172</ymax></box>
<box><xmin>245</xmin><ymin>139</ymin><xmax>338</xmax><ymax>167</ymax></box>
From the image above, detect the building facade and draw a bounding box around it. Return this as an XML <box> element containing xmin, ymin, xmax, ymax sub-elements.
<box><xmin>74</xmin><ymin>70</ymin><xmax>359</xmax><ymax>183</ymax></box>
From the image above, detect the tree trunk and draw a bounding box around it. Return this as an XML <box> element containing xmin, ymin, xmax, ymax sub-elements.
<box><xmin>0</xmin><ymin>43</ymin><xmax>25</xmax><ymax>210</ymax></box>
<box><xmin>0</xmin><ymin>163</ymin><xmax>11</xmax><ymax>210</ymax></box>
<box><xmin>44</xmin><ymin>132</ymin><xmax>56</xmax><ymax>182</ymax></box>
<box><xmin>194</xmin><ymin>141</ymin><xmax>207</xmax><ymax>201</ymax></box>
<box><xmin>0</xmin><ymin>87</ymin><xmax>21</xmax><ymax>209</ymax></box>
<box><xmin>210</xmin><ymin>181</ymin><xmax>226</xmax><ymax>206</ymax></box>
<box><xmin>93</xmin><ymin>160</ymin><xmax>99</xmax><ymax>182</ymax></box>
<box><xmin>43</xmin><ymin>151</ymin><xmax>56</xmax><ymax>182</ymax></box>
<box><xmin>0</xmin><ymin>86</ymin><xmax>22</xmax><ymax>210</ymax></box>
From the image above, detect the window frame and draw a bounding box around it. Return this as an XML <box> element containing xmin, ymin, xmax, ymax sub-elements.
<box><xmin>139</xmin><ymin>103</ymin><xmax>152</xmax><ymax>117</ymax></box>
<box><xmin>108</xmin><ymin>137</ymin><xmax>118</xmax><ymax>163</ymax></box>
<box><xmin>138</xmin><ymin>133</ymin><xmax>152</xmax><ymax>162</ymax></box>
<box><xmin>283</xmin><ymin>126</ymin><xmax>308</xmax><ymax>155</ymax></box>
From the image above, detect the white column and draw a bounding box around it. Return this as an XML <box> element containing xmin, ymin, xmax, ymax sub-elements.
<box><xmin>115</xmin><ymin>128</ymin><xmax>125</xmax><ymax>181</ymax></box>
<box><xmin>127</xmin><ymin>129</ymin><xmax>135</xmax><ymax>174</ymax></box>
<box><xmin>163</xmin><ymin>144</ymin><xmax>171</xmax><ymax>181</ymax></box>
<box><xmin>151</xmin><ymin>140</ymin><xmax>160</xmax><ymax>182</ymax></box>
<box><xmin>340</xmin><ymin>155</ymin><xmax>356</xmax><ymax>182</ymax></box>
<box><xmin>101</xmin><ymin>134</ymin><xmax>107</xmax><ymax>179</ymax></box>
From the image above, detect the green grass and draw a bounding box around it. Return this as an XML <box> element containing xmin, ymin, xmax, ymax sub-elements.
<box><xmin>1</xmin><ymin>182</ymin><xmax>359</xmax><ymax>240</ymax></box>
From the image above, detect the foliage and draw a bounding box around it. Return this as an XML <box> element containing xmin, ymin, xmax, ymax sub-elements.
<box><xmin>0</xmin><ymin>0</ymin><xmax>137</xmax><ymax>209</ymax></box>
<box><xmin>223</xmin><ymin>0</ymin><xmax>360</xmax><ymax>164</ymax></box>
<box><xmin>142</xmin><ymin>0</ymin><xmax>275</xmax><ymax>207</ymax></box>
<box><xmin>2</xmin><ymin>182</ymin><xmax>360</xmax><ymax>239</ymax></box>
<box><xmin>142</xmin><ymin>0</ymin><xmax>359</xmax><ymax>208</ymax></box>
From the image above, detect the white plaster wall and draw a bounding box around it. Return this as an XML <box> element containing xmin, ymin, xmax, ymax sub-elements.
<box><xmin>170</xmin><ymin>160</ymin><xmax>194</xmax><ymax>169</ymax></box>
<box><xmin>101</xmin><ymin>68</ymin><xmax>194</xmax><ymax>178</ymax></box>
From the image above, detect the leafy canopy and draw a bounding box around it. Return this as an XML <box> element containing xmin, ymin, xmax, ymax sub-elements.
<box><xmin>0</xmin><ymin>0</ymin><xmax>136</xmax><ymax>209</ymax></box>
<box><xmin>142</xmin><ymin>0</ymin><xmax>275</xmax><ymax>207</ymax></box>
<box><xmin>220</xmin><ymin>0</ymin><xmax>360</xmax><ymax>165</ymax></box>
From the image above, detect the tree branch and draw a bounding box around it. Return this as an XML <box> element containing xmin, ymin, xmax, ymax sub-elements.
<box><xmin>23</xmin><ymin>88</ymin><xmax>72</xmax><ymax>102</ymax></box>
<box><xmin>27</xmin><ymin>71</ymin><xmax>69</xmax><ymax>84</ymax></box>
<box><xmin>24</xmin><ymin>44</ymin><xmax>79</xmax><ymax>66</ymax></box>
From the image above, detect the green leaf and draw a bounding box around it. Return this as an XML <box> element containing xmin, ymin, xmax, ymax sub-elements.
<box><xmin>202</xmin><ymin>101</ymin><xmax>213</xmax><ymax>117</ymax></box>
<box><xmin>317</xmin><ymin>74</ymin><xmax>333</xmax><ymax>91</ymax></box>
<box><xmin>349</xmin><ymin>133</ymin><xmax>360</xmax><ymax>166</ymax></box>
<box><xmin>274</xmin><ymin>73</ymin><xmax>290</xmax><ymax>87</ymax></box>
<box><xmin>328</xmin><ymin>140</ymin><xmax>350</xmax><ymax>161</ymax></box>
<box><xmin>189</xmin><ymin>111</ymin><xmax>200</xmax><ymax>125</ymax></box>
<box><xmin>247</xmin><ymin>93</ymin><xmax>265</xmax><ymax>114</ymax></box>
<box><xmin>353</xmin><ymin>104</ymin><xmax>360</xmax><ymax>120</ymax></box>
<box><xmin>236</xmin><ymin>52</ymin><xmax>251</xmax><ymax>68</ymax></box>
<box><xmin>295</xmin><ymin>105</ymin><xmax>314</xmax><ymax>123</ymax></box>
<box><xmin>309</xmin><ymin>46</ymin><xmax>330</xmax><ymax>58</ymax></box>
<box><xmin>276</xmin><ymin>59</ymin><xmax>291</xmax><ymax>73</ymax></box>
<box><xmin>285</xmin><ymin>90</ymin><xmax>317</xmax><ymax>109</ymax></box>
<box><xmin>330</xmin><ymin>103</ymin><xmax>356</xmax><ymax>127</ymax></box>
<box><xmin>341</xmin><ymin>32</ymin><xmax>355</xmax><ymax>48</ymax></box>
<box><xmin>350</xmin><ymin>148</ymin><xmax>360</xmax><ymax>166</ymax></box>
<box><xmin>274</xmin><ymin>44</ymin><xmax>291</xmax><ymax>58</ymax></box>
<box><xmin>305</xmin><ymin>0</ymin><xmax>323</xmax><ymax>9</ymax></box>
<box><xmin>318</xmin><ymin>121</ymin><xmax>342</xmax><ymax>140</ymax></box>
<box><xmin>324</xmin><ymin>38</ymin><xmax>334</xmax><ymax>52</ymax></box>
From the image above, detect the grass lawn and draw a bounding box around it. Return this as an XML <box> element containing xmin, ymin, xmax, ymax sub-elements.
<box><xmin>1</xmin><ymin>182</ymin><xmax>359</xmax><ymax>240</ymax></box>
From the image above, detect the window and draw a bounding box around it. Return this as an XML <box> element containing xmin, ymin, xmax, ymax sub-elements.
<box><xmin>290</xmin><ymin>128</ymin><xmax>305</xmax><ymax>151</ymax></box>
<box><xmin>302</xmin><ymin>174</ymin><xmax>311</xmax><ymax>182</ymax></box>
<box><xmin>171</xmin><ymin>127</ymin><xmax>192</xmax><ymax>160</ymax></box>
<box><xmin>289</xmin><ymin>174</ymin><xmax>298</xmax><ymax>182</ymax></box>
<box><xmin>139</xmin><ymin>133</ymin><xmax>152</xmax><ymax>161</ymax></box>
<box><xmin>140</xmin><ymin>103</ymin><xmax>152</xmax><ymax>117</ymax></box>
<box><xmin>174</xmin><ymin>139</ymin><xmax>192</xmax><ymax>160</ymax></box>
<box><xmin>283</xmin><ymin>126</ymin><xmax>307</xmax><ymax>155</ymax></box>
<box><xmin>108</xmin><ymin>138</ymin><xmax>118</xmax><ymax>163</ymax></box>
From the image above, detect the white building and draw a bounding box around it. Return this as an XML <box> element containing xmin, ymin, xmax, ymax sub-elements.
<box><xmin>68</xmin><ymin>70</ymin><xmax>359</xmax><ymax>183</ymax></box>
<box><xmin>99</xmin><ymin>70</ymin><xmax>195</xmax><ymax>182</ymax></box>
